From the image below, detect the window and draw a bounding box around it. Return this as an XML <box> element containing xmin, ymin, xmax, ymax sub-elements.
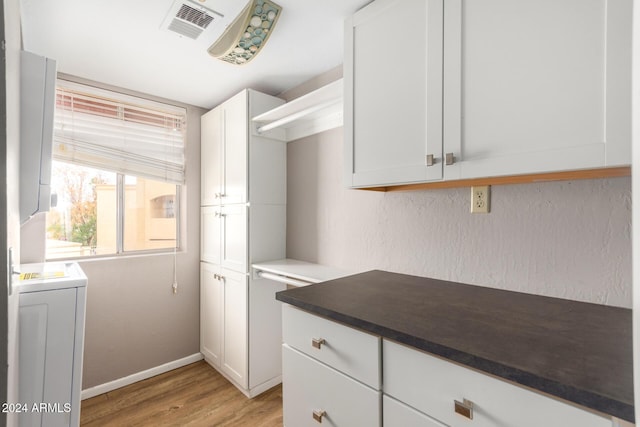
<box><xmin>46</xmin><ymin>80</ymin><xmax>186</xmax><ymax>259</ymax></box>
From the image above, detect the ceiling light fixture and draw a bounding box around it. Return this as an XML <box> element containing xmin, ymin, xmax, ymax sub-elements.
<box><xmin>207</xmin><ymin>0</ymin><xmax>282</xmax><ymax>65</ymax></box>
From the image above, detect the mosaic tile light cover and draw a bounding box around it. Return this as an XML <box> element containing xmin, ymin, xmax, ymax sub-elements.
<box><xmin>208</xmin><ymin>0</ymin><xmax>282</xmax><ymax>65</ymax></box>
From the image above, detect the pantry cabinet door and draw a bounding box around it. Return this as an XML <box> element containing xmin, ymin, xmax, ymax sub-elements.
<box><xmin>200</xmin><ymin>206</ymin><xmax>221</xmax><ymax>266</ymax></box>
<box><xmin>344</xmin><ymin>0</ymin><xmax>444</xmax><ymax>188</ymax></box>
<box><xmin>220</xmin><ymin>204</ymin><xmax>248</xmax><ymax>273</ymax></box>
<box><xmin>200</xmin><ymin>262</ymin><xmax>223</xmax><ymax>367</ymax></box>
<box><xmin>443</xmin><ymin>0</ymin><xmax>632</xmax><ymax>180</ymax></box>
<box><xmin>221</xmin><ymin>268</ymin><xmax>248</xmax><ymax>389</ymax></box>
<box><xmin>221</xmin><ymin>91</ymin><xmax>248</xmax><ymax>205</ymax></box>
<box><xmin>201</xmin><ymin>107</ymin><xmax>223</xmax><ymax>206</ymax></box>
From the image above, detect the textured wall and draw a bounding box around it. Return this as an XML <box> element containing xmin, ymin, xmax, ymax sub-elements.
<box><xmin>287</xmin><ymin>127</ymin><xmax>632</xmax><ymax>308</ymax></box>
<box><xmin>79</xmin><ymin>98</ymin><xmax>203</xmax><ymax>389</ymax></box>
<box><xmin>20</xmin><ymin>77</ymin><xmax>204</xmax><ymax>389</ymax></box>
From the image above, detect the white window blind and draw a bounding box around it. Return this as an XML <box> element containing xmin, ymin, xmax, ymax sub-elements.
<box><xmin>53</xmin><ymin>80</ymin><xmax>187</xmax><ymax>184</ymax></box>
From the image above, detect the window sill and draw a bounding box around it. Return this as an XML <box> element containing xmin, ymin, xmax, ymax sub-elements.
<box><xmin>45</xmin><ymin>248</ymin><xmax>185</xmax><ymax>263</ymax></box>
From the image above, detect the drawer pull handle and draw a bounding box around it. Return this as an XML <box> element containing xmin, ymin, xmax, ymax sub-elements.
<box><xmin>312</xmin><ymin>410</ymin><xmax>326</xmax><ymax>423</ymax></box>
<box><xmin>445</xmin><ymin>152</ymin><xmax>455</xmax><ymax>165</ymax></box>
<box><xmin>311</xmin><ymin>338</ymin><xmax>326</xmax><ymax>349</ymax></box>
<box><xmin>454</xmin><ymin>399</ymin><xmax>474</xmax><ymax>419</ymax></box>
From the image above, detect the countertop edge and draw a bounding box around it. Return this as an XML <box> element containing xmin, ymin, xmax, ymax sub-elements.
<box><xmin>276</xmin><ymin>292</ymin><xmax>635</xmax><ymax>423</ymax></box>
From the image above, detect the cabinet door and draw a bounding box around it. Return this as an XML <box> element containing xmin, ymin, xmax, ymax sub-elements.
<box><xmin>443</xmin><ymin>0</ymin><xmax>632</xmax><ymax>180</ymax></box>
<box><xmin>200</xmin><ymin>262</ymin><xmax>223</xmax><ymax>367</ymax></box>
<box><xmin>19</xmin><ymin>288</ymin><xmax>76</xmax><ymax>427</ymax></box>
<box><xmin>383</xmin><ymin>395</ymin><xmax>446</xmax><ymax>427</ymax></box>
<box><xmin>221</xmin><ymin>91</ymin><xmax>248</xmax><ymax>205</ymax></box>
<box><xmin>220</xmin><ymin>268</ymin><xmax>248</xmax><ymax>388</ymax></box>
<box><xmin>201</xmin><ymin>107</ymin><xmax>223</xmax><ymax>206</ymax></box>
<box><xmin>220</xmin><ymin>204</ymin><xmax>247</xmax><ymax>273</ymax></box>
<box><xmin>344</xmin><ymin>0</ymin><xmax>443</xmax><ymax>188</ymax></box>
<box><xmin>282</xmin><ymin>345</ymin><xmax>381</xmax><ymax>427</ymax></box>
<box><xmin>383</xmin><ymin>339</ymin><xmax>611</xmax><ymax>427</ymax></box>
<box><xmin>200</xmin><ymin>206</ymin><xmax>221</xmax><ymax>265</ymax></box>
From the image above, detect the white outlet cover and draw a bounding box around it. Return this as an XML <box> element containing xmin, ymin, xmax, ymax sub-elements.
<box><xmin>471</xmin><ymin>185</ymin><xmax>490</xmax><ymax>213</ymax></box>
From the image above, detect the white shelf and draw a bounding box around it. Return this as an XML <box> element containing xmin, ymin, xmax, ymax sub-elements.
<box><xmin>252</xmin><ymin>258</ymin><xmax>357</xmax><ymax>286</ymax></box>
<box><xmin>252</xmin><ymin>79</ymin><xmax>343</xmax><ymax>142</ymax></box>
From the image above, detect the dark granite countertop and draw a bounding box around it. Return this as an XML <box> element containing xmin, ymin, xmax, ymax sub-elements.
<box><xmin>275</xmin><ymin>270</ymin><xmax>634</xmax><ymax>422</ymax></box>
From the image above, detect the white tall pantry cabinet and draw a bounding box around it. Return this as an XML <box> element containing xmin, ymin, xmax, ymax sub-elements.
<box><xmin>200</xmin><ymin>89</ymin><xmax>287</xmax><ymax>397</ymax></box>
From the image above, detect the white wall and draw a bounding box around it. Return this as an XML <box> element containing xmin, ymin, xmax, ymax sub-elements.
<box><xmin>20</xmin><ymin>78</ymin><xmax>204</xmax><ymax>389</ymax></box>
<box><xmin>631</xmin><ymin>0</ymin><xmax>639</xmax><ymax>421</ymax></box>
<box><xmin>2</xmin><ymin>0</ymin><xmax>23</xmax><ymax>424</ymax></box>
<box><xmin>287</xmin><ymin>127</ymin><xmax>632</xmax><ymax>308</ymax></box>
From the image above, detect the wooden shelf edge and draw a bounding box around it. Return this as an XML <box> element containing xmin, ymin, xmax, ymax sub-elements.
<box><xmin>358</xmin><ymin>167</ymin><xmax>631</xmax><ymax>192</ymax></box>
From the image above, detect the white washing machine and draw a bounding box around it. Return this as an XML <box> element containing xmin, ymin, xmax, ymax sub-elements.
<box><xmin>18</xmin><ymin>262</ymin><xmax>87</xmax><ymax>427</ymax></box>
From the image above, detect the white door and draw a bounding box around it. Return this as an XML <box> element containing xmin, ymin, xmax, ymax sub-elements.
<box><xmin>19</xmin><ymin>288</ymin><xmax>76</xmax><ymax>427</ymax></box>
<box><xmin>200</xmin><ymin>206</ymin><xmax>221</xmax><ymax>265</ymax></box>
<box><xmin>220</xmin><ymin>268</ymin><xmax>248</xmax><ymax>388</ymax></box>
<box><xmin>344</xmin><ymin>0</ymin><xmax>444</xmax><ymax>188</ymax></box>
<box><xmin>200</xmin><ymin>263</ymin><xmax>223</xmax><ymax>367</ymax></box>
<box><xmin>201</xmin><ymin>107</ymin><xmax>223</xmax><ymax>206</ymax></box>
<box><xmin>221</xmin><ymin>91</ymin><xmax>248</xmax><ymax>205</ymax></box>
<box><xmin>220</xmin><ymin>204</ymin><xmax>247</xmax><ymax>273</ymax></box>
<box><xmin>443</xmin><ymin>0</ymin><xmax>632</xmax><ymax>180</ymax></box>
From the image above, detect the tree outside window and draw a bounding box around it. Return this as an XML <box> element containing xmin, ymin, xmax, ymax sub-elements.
<box><xmin>46</xmin><ymin>162</ymin><xmax>178</xmax><ymax>259</ymax></box>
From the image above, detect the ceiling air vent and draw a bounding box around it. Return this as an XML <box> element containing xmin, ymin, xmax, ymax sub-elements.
<box><xmin>162</xmin><ymin>0</ymin><xmax>223</xmax><ymax>40</ymax></box>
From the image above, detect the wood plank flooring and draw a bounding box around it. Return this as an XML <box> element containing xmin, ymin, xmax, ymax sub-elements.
<box><xmin>80</xmin><ymin>361</ymin><xmax>283</xmax><ymax>426</ymax></box>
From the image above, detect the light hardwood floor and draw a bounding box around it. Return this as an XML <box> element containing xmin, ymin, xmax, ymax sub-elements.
<box><xmin>80</xmin><ymin>361</ymin><xmax>283</xmax><ymax>426</ymax></box>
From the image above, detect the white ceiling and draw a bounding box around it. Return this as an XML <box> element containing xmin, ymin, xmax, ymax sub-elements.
<box><xmin>19</xmin><ymin>0</ymin><xmax>370</xmax><ymax>109</ymax></box>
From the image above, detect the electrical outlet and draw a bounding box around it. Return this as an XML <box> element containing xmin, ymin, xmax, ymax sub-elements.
<box><xmin>471</xmin><ymin>185</ymin><xmax>490</xmax><ymax>213</ymax></box>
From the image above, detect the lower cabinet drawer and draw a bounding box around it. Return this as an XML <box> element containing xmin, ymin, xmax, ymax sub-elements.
<box><xmin>282</xmin><ymin>344</ymin><xmax>381</xmax><ymax>427</ymax></box>
<box><xmin>282</xmin><ymin>304</ymin><xmax>380</xmax><ymax>389</ymax></box>
<box><xmin>383</xmin><ymin>395</ymin><xmax>447</xmax><ymax>427</ymax></box>
<box><xmin>383</xmin><ymin>339</ymin><xmax>611</xmax><ymax>427</ymax></box>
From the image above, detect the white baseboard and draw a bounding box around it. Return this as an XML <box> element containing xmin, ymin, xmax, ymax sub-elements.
<box><xmin>81</xmin><ymin>353</ymin><xmax>204</xmax><ymax>400</ymax></box>
<box><xmin>201</xmin><ymin>355</ymin><xmax>281</xmax><ymax>398</ymax></box>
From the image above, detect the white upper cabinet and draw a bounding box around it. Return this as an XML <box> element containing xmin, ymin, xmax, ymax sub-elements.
<box><xmin>201</xmin><ymin>90</ymin><xmax>286</xmax><ymax>205</ymax></box>
<box><xmin>221</xmin><ymin>91</ymin><xmax>249</xmax><ymax>205</ymax></box>
<box><xmin>201</xmin><ymin>107</ymin><xmax>222</xmax><ymax>206</ymax></box>
<box><xmin>345</xmin><ymin>0</ymin><xmax>632</xmax><ymax>188</ymax></box>
<box><xmin>443</xmin><ymin>0</ymin><xmax>632</xmax><ymax>181</ymax></box>
<box><xmin>201</xmin><ymin>91</ymin><xmax>248</xmax><ymax>205</ymax></box>
<box><xmin>344</xmin><ymin>0</ymin><xmax>444</xmax><ymax>187</ymax></box>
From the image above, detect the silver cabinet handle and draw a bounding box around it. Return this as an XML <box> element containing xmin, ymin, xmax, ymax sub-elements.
<box><xmin>311</xmin><ymin>338</ymin><xmax>326</xmax><ymax>349</ymax></box>
<box><xmin>454</xmin><ymin>399</ymin><xmax>474</xmax><ymax>419</ymax></box>
<box><xmin>214</xmin><ymin>212</ymin><xmax>226</xmax><ymax>217</ymax></box>
<box><xmin>312</xmin><ymin>410</ymin><xmax>326</xmax><ymax>423</ymax></box>
<box><xmin>445</xmin><ymin>152</ymin><xmax>455</xmax><ymax>165</ymax></box>
<box><xmin>425</xmin><ymin>154</ymin><xmax>435</xmax><ymax>166</ymax></box>
<box><xmin>213</xmin><ymin>274</ymin><xmax>225</xmax><ymax>281</ymax></box>
<box><xmin>214</xmin><ymin>193</ymin><xmax>226</xmax><ymax>199</ymax></box>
